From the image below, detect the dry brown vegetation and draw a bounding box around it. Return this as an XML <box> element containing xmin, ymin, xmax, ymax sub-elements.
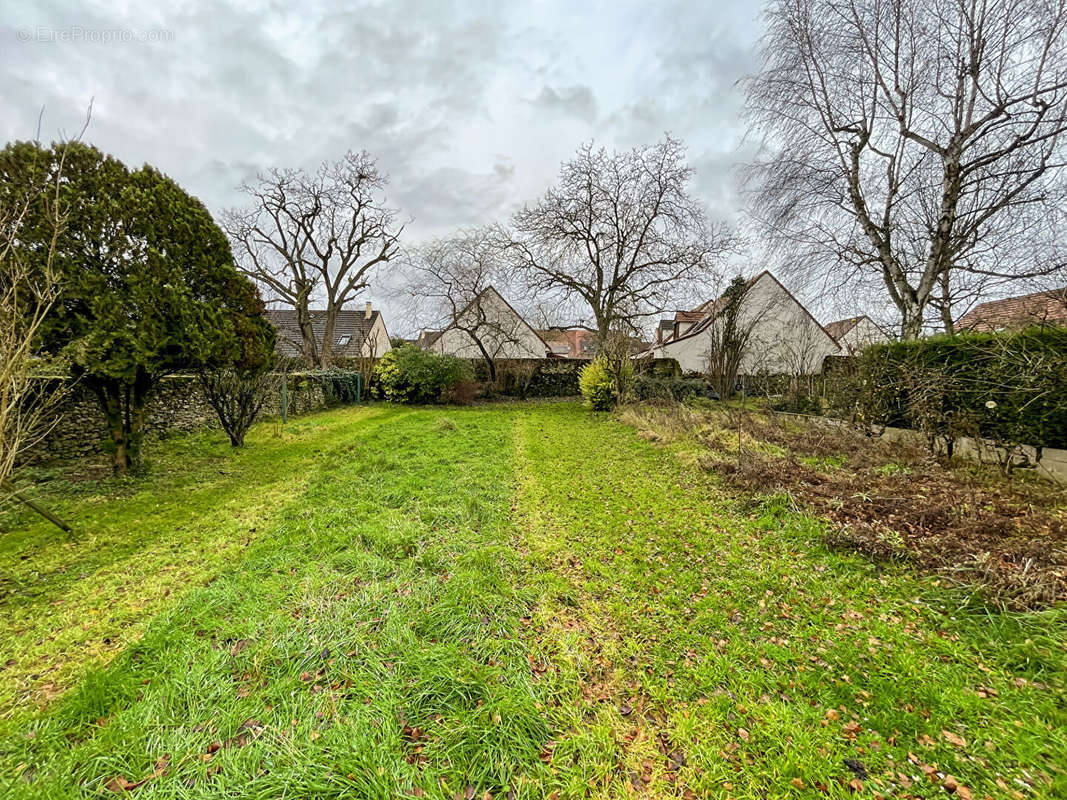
<box><xmin>620</xmin><ymin>402</ymin><xmax>1067</xmax><ymax>609</ymax></box>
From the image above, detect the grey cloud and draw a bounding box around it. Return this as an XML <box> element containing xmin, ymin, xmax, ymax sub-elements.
<box><xmin>528</xmin><ymin>85</ymin><xmax>598</xmax><ymax>123</ymax></box>
<box><xmin>1</xmin><ymin>0</ymin><xmax>764</xmax><ymax>329</ymax></box>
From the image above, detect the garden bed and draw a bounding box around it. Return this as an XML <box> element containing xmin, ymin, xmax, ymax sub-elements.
<box><xmin>620</xmin><ymin>403</ymin><xmax>1067</xmax><ymax>608</ymax></box>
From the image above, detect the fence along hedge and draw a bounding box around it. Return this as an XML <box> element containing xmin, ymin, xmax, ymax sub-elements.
<box><xmin>849</xmin><ymin>326</ymin><xmax>1067</xmax><ymax>450</ymax></box>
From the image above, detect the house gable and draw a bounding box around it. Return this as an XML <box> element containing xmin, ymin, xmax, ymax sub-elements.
<box><xmin>825</xmin><ymin>315</ymin><xmax>890</xmax><ymax>354</ymax></box>
<box><xmin>650</xmin><ymin>272</ymin><xmax>840</xmax><ymax>374</ymax></box>
<box><xmin>427</xmin><ymin>286</ymin><xmax>550</xmax><ymax>359</ymax></box>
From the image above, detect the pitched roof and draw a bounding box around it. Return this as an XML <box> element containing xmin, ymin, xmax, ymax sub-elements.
<box><xmin>535</xmin><ymin>327</ymin><xmax>600</xmax><ymax>358</ymax></box>
<box><xmin>956</xmin><ymin>288</ymin><xmax>1067</xmax><ymax>332</ymax></box>
<box><xmin>674</xmin><ymin>310</ymin><xmax>706</xmax><ymax>324</ymax></box>
<box><xmin>657</xmin><ymin>271</ymin><xmax>836</xmax><ymax>348</ymax></box>
<box><xmin>422</xmin><ymin>286</ymin><xmax>551</xmax><ymax>356</ymax></box>
<box><xmin>265</xmin><ymin>308</ymin><xmax>381</xmax><ymax>359</ymax></box>
<box><xmin>416</xmin><ymin>329</ymin><xmax>443</xmax><ymax>348</ymax></box>
<box><xmin>824</xmin><ymin>316</ymin><xmax>863</xmax><ymax>341</ymax></box>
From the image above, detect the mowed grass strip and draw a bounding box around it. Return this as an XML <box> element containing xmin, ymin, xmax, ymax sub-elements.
<box><xmin>3</xmin><ymin>402</ymin><xmax>1065</xmax><ymax>799</ymax></box>
<box><xmin>513</xmin><ymin>404</ymin><xmax>1066</xmax><ymax>799</ymax></box>
<box><xmin>0</xmin><ymin>407</ymin><xmax>385</xmax><ymax>722</ymax></box>
<box><xmin>4</xmin><ymin>406</ymin><xmax>556</xmax><ymax>799</ymax></box>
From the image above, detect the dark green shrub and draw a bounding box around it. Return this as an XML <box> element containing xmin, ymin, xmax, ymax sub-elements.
<box><xmin>373</xmin><ymin>345</ymin><xmax>473</xmax><ymax>404</ymax></box>
<box><xmin>306</xmin><ymin>370</ymin><xmax>363</xmax><ymax>405</ymax></box>
<box><xmin>843</xmin><ymin>327</ymin><xmax>1067</xmax><ymax>450</ymax></box>
<box><xmin>632</xmin><ymin>375</ymin><xmax>711</xmax><ymax>402</ymax></box>
<box><xmin>524</xmin><ymin>361</ymin><xmax>583</xmax><ymax>397</ymax></box>
<box><xmin>770</xmin><ymin>393</ymin><xmax>823</xmax><ymax>415</ymax></box>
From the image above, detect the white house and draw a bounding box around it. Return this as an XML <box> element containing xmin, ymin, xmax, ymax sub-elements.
<box><xmin>825</xmin><ymin>315</ymin><xmax>890</xmax><ymax>355</ymax></box>
<box><xmin>647</xmin><ymin>271</ymin><xmax>841</xmax><ymax>375</ymax></box>
<box><xmin>420</xmin><ymin>286</ymin><xmax>550</xmax><ymax>359</ymax></box>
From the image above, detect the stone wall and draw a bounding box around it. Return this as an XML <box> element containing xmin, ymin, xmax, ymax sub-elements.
<box><xmin>24</xmin><ymin>374</ymin><xmax>328</xmax><ymax>464</ymax></box>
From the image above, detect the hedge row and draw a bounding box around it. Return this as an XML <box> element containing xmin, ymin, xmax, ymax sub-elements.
<box><xmin>469</xmin><ymin>359</ymin><xmax>586</xmax><ymax>398</ymax></box>
<box><xmin>839</xmin><ymin>327</ymin><xmax>1067</xmax><ymax>449</ymax></box>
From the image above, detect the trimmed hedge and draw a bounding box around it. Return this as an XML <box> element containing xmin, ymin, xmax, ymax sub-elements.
<box><xmin>469</xmin><ymin>359</ymin><xmax>585</xmax><ymax>398</ymax></box>
<box><xmin>843</xmin><ymin>327</ymin><xmax>1067</xmax><ymax>449</ymax></box>
<box><xmin>632</xmin><ymin>375</ymin><xmax>714</xmax><ymax>402</ymax></box>
<box><xmin>301</xmin><ymin>370</ymin><xmax>363</xmax><ymax>405</ymax></box>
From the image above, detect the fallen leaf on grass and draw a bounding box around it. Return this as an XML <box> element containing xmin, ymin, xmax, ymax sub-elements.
<box><xmin>105</xmin><ymin>777</ymin><xmax>141</xmax><ymax>793</ymax></box>
<box><xmin>737</xmin><ymin>727</ymin><xmax>750</xmax><ymax>741</ymax></box>
<box><xmin>942</xmin><ymin>730</ymin><xmax>967</xmax><ymax>748</ymax></box>
<box><xmin>103</xmin><ymin>756</ymin><xmax>169</xmax><ymax>793</ymax></box>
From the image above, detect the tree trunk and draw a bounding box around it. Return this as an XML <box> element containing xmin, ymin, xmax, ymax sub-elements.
<box><xmin>127</xmin><ymin>370</ymin><xmax>152</xmax><ymax>473</ymax></box>
<box><xmin>899</xmin><ymin>298</ymin><xmax>925</xmax><ymax>341</ymax></box>
<box><xmin>939</xmin><ymin>271</ymin><xmax>955</xmax><ymax>335</ymax></box>
<box><xmin>94</xmin><ymin>380</ymin><xmax>128</xmax><ymax>476</ymax></box>
<box><xmin>320</xmin><ymin>307</ymin><xmax>337</xmax><ymax>369</ymax></box>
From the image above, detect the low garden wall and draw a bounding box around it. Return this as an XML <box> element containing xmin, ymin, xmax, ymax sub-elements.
<box><xmin>23</xmin><ymin>374</ymin><xmax>328</xmax><ymax>464</ymax></box>
<box><xmin>877</xmin><ymin>423</ymin><xmax>1067</xmax><ymax>485</ymax></box>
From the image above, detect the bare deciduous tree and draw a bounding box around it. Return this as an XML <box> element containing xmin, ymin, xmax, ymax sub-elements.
<box><xmin>0</xmin><ymin>168</ymin><xmax>64</xmax><ymax>488</ymax></box>
<box><xmin>506</xmin><ymin>136</ymin><xmax>734</xmax><ymax>344</ymax></box>
<box><xmin>702</xmin><ymin>277</ymin><xmax>756</xmax><ymax>401</ymax></box>
<box><xmin>746</xmin><ymin>0</ymin><xmax>1067</xmax><ymax>339</ymax></box>
<box><xmin>408</xmin><ymin>228</ymin><xmax>528</xmax><ymax>382</ymax></box>
<box><xmin>225</xmin><ymin>151</ymin><xmax>402</xmax><ymax>367</ymax></box>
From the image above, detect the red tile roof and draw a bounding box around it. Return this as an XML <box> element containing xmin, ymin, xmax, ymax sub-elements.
<box><xmin>956</xmin><ymin>288</ymin><xmax>1067</xmax><ymax>332</ymax></box>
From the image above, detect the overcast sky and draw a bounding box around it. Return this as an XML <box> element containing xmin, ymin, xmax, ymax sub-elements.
<box><xmin>3</xmin><ymin>0</ymin><xmax>768</xmax><ymax>331</ymax></box>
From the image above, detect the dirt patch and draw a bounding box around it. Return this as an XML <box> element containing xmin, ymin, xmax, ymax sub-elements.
<box><xmin>624</xmin><ymin>404</ymin><xmax>1067</xmax><ymax>609</ymax></box>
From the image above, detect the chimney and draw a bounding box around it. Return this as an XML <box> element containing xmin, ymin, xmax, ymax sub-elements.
<box><xmin>364</xmin><ymin>301</ymin><xmax>372</xmax><ymax>319</ymax></box>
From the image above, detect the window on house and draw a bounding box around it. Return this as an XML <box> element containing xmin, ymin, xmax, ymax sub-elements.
<box><xmin>336</xmin><ymin>335</ymin><xmax>351</xmax><ymax>348</ymax></box>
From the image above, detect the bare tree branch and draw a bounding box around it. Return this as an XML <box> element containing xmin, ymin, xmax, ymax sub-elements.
<box><xmin>224</xmin><ymin>151</ymin><xmax>403</xmax><ymax>367</ymax></box>
<box><xmin>504</xmin><ymin>136</ymin><xmax>736</xmax><ymax>342</ymax></box>
<box><xmin>745</xmin><ymin>0</ymin><xmax>1067</xmax><ymax>338</ymax></box>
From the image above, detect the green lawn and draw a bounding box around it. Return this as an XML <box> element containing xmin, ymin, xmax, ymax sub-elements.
<box><xmin>1</xmin><ymin>403</ymin><xmax>1063</xmax><ymax>799</ymax></box>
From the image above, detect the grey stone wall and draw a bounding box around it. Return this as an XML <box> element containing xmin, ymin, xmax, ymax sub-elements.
<box><xmin>24</xmin><ymin>374</ymin><xmax>327</xmax><ymax>464</ymax></box>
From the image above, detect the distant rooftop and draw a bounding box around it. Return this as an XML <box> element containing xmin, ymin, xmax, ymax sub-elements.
<box><xmin>956</xmin><ymin>288</ymin><xmax>1067</xmax><ymax>332</ymax></box>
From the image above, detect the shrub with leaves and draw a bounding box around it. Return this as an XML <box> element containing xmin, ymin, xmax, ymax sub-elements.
<box><xmin>1</xmin><ymin>140</ymin><xmax>272</xmax><ymax>474</ymax></box>
<box><xmin>579</xmin><ymin>357</ymin><xmax>633</xmax><ymax>410</ymax></box>
<box><xmin>373</xmin><ymin>345</ymin><xmax>472</xmax><ymax>404</ymax></box>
